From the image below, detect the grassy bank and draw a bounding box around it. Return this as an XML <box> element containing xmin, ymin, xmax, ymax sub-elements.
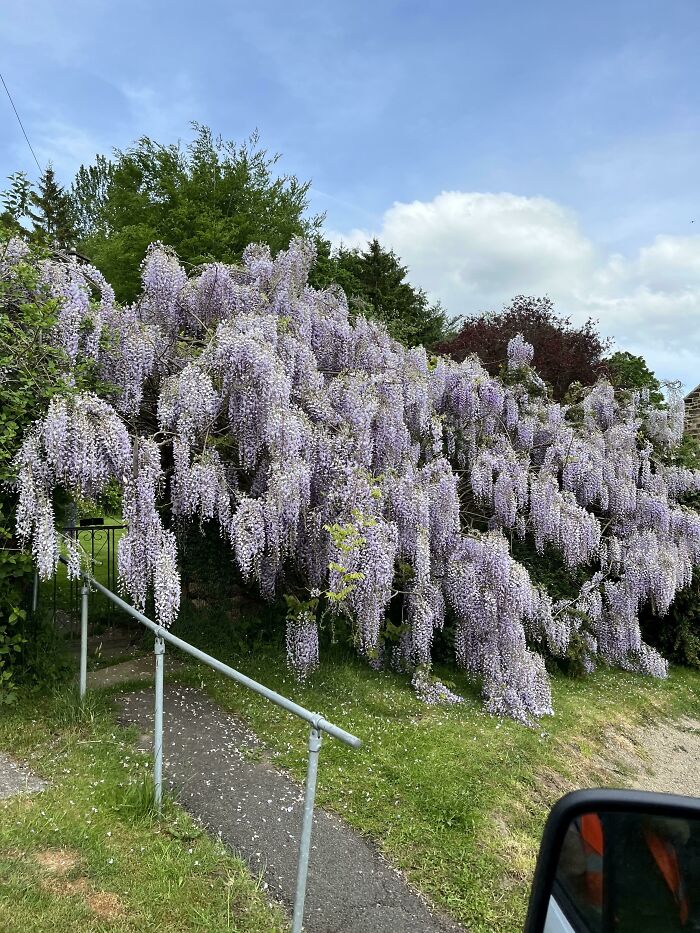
<box><xmin>0</xmin><ymin>687</ymin><xmax>286</xmax><ymax>932</ymax></box>
<box><xmin>169</xmin><ymin>617</ymin><xmax>700</xmax><ymax>932</ymax></box>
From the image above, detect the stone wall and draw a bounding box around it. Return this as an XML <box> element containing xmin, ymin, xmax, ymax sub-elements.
<box><xmin>686</xmin><ymin>385</ymin><xmax>700</xmax><ymax>440</ymax></box>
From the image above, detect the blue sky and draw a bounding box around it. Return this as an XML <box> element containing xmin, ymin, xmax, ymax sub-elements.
<box><xmin>2</xmin><ymin>0</ymin><xmax>700</xmax><ymax>386</ymax></box>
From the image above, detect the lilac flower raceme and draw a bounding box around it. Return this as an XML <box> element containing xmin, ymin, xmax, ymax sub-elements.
<box><xmin>140</xmin><ymin>243</ymin><xmax>188</xmax><ymax>332</ymax></box>
<box><xmin>286</xmin><ymin>610</ymin><xmax>320</xmax><ymax>681</ymax></box>
<box><xmin>507</xmin><ymin>333</ymin><xmax>535</xmax><ymax>370</ymax></box>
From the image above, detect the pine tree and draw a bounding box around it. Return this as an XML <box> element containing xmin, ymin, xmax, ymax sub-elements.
<box><xmin>27</xmin><ymin>165</ymin><xmax>76</xmax><ymax>249</ymax></box>
<box><xmin>312</xmin><ymin>237</ymin><xmax>455</xmax><ymax>347</ymax></box>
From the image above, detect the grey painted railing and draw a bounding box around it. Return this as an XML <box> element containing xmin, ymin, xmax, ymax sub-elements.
<box><xmin>42</xmin><ymin>563</ymin><xmax>362</xmax><ymax>933</ymax></box>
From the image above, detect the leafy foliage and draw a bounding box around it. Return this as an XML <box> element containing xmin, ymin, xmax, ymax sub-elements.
<box><xmin>0</xmin><ymin>171</ymin><xmax>32</xmax><ymax>235</ymax></box>
<box><xmin>71</xmin><ymin>153</ymin><xmax>115</xmax><ymax>241</ymax></box>
<box><xmin>0</xmin><ymin>241</ymin><xmax>87</xmax><ymax>701</ymax></box>
<box><xmin>603</xmin><ymin>350</ymin><xmax>665</xmax><ymax>405</ymax></box>
<box><xmin>72</xmin><ymin>124</ymin><xmax>322</xmax><ymax>302</ymax></box>
<box><xmin>436</xmin><ymin>294</ymin><xmax>610</xmax><ymax>400</ymax></box>
<box><xmin>641</xmin><ymin>568</ymin><xmax>700</xmax><ymax>669</ymax></box>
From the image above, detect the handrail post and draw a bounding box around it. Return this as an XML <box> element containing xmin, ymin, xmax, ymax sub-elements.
<box><xmin>153</xmin><ymin>636</ymin><xmax>165</xmax><ymax>812</ymax></box>
<box><xmin>79</xmin><ymin>584</ymin><xmax>89</xmax><ymax>699</ymax></box>
<box><xmin>31</xmin><ymin>570</ymin><xmax>39</xmax><ymax>613</ymax></box>
<box><xmin>292</xmin><ymin>724</ymin><xmax>323</xmax><ymax>933</ymax></box>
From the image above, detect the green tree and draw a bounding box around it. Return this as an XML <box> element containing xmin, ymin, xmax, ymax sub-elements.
<box><xmin>603</xmin><ymin>350</ymin><xmax>664</xmax><ymax>405</ymax></box>
<box><xmin>27</xmin><ymin>165</ymin><xmax>76</xmax><ymax>249</ymax></box>
<box><xmin>1</xmin><ymin>171</ymin><xmax>32</xmax><ymax>238</ymax></box>
<box><xmin>71</xmin><ymin>153</ymin><xmax>115</xmax><ymax>241</ymax></box>
<box><xmin>73</xmin><ymin>124</ymin><xmax>322</xmax><ymax>301</ymax></box>
<box><xmin>311</xmin><ymin>237</ymin><xmax>455</xmax><ymax>347</ymax></box>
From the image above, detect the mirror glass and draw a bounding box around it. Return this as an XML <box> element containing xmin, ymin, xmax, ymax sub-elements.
<box><xmin>545</xmin><ymin>810</ymin><xmax>700</xmax><ymax>932</ymax></box>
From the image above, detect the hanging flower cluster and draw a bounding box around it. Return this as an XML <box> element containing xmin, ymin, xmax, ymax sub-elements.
<box><xmin>15</xmin><ymin>393</ymin><xmax>131</xmax><ymax>579</ymax></box>
<box><xmin>9</xmin><ymin>237</ymin><xmax>700</xmax><ymax>723</ymax></box>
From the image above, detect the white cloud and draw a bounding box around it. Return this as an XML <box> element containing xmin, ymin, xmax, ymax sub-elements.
<box><xmin>330</xmin><ymin>191</ymin><xmax>700</xmax><ymax>390</ymax></box>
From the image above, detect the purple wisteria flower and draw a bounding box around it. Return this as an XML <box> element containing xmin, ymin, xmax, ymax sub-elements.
<box><xmin>10</xmin><ymin>234</ymin><xmax>700</xmax><ymax>723</ymax></box>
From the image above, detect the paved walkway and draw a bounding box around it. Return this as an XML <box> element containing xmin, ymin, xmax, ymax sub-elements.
<box><xmin>116</xmin><ymin>685</ymin><xmax>464</xmax><ymax>933</ymax></box>
<box><xmin>0</xmin><ymin>751</ymin><xmax>47</xmax><ymax>799</ymax></box>
<box><xmin>88</xmin><ymin>654</ymin><xmax>181</xmax><ymax>690</ymax></box>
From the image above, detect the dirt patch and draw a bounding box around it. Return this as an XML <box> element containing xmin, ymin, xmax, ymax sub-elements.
<box><xmin>85</xmin><ymin>890</ymin><xmax>126</xmax><ymax>920</ymax></box>
<box><xmin>536</xmin><ymin>765</ymin><xmax>579</xmax><ymax>798</ymax></box>
<box><xmin>559</xmin><ymin>716</ymin><xmax>700</xmax><ymax>797</ymax></box>
<box><xmin>631</xmin><ymin>716</ymin><xmax>700</xmax><ymax>797</ymax></box>
<box><xmin>34</xmin><ymin>848</ymin><xmax>80</xmax><ymax>874</ymax></box>
<box><xmin>36</xmin><ymin>854</ymin><xmax>126</xmax><ymax>921</ymax></box>
<box><xmin>45</xmin><ymin>876</ymin><xmax>90</xmax><ymax>897</ymax></box>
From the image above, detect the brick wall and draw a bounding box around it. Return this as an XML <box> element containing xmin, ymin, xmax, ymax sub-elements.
<box><xmin>686</xmin><ymin>385</ymin><xmax>700</xmax><ymax>440</ymax></box>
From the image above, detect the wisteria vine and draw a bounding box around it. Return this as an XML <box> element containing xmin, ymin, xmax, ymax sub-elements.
<box><xmin>7</xmin><ymin>236</ymin><xmax>700</xmax><ymax>723</ymax></box>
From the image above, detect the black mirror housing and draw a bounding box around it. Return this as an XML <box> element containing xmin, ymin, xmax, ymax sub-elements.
<box><xmin>525</xmin><ymin>788</ymin><xmax>700</xmax><ymax>932</ymax></box>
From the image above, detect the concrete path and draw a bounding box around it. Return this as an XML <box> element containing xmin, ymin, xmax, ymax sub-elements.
<box><xmin>88</xmin><ymin>654</ymin><xmax>181</xmax><ymax>690</ymax></box>
<box><xmin>116</xmin><ymin>685</ymin><xmax>464</xmax><ymax>933</ymax></box>
<box><xmin>0</xmin><ymin>751</ymin><xmax>47</xmax><ymax>799</ymax></box>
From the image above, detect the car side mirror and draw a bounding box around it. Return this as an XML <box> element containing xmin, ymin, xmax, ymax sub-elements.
<box><xmin>524</xmin><ymin>788</ymin><xmax>700</xmax><ymax>932</ymax></box>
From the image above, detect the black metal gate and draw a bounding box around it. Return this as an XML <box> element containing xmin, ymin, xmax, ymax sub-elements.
<box><xmin>53</xmin><ymin>519</ymin><xmax>127</xmax><ymax>625</ymax></box>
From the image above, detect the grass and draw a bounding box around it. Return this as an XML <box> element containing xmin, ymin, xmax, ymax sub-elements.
<box><xmin>36</xmin><ymin>570</ymin><xmax>700</xmax><ymax>929</ymax></box>
<box><xmin>168</xmin><ymin>616</ymin><xmax>700</xmax><ymax>933</ymax></box>
<box><xmin>0</xmin><ymin>685</ymin><xmax>287</xmax><ymax>932</ymax></box>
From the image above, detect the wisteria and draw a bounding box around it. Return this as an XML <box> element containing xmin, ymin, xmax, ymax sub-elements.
<box><xmin>8</xmin><ymin>237</ymin><xmax>700</xmax><ymax>723</ymax></box>
<box><xmin>15</xmin><ymin>394</ymin><xmax>131</xmax><ymax>579</ymax></box>
<box><xmin>118</xmin><ymin>437</ymin><xmax>180</xmax><ymax>627</ymax></box>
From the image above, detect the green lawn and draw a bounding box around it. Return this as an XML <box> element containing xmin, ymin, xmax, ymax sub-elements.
<box><xmin>34</xmin><ymin>562</ymin><xmax>700</xmax><ymax>931</ymax></box>
<box><xmin>0</xmin><ymin>687</ymin><xmax>287</xmax><ymax>932</ymax></box>
<box><xmin>168</xmin><ymin>622</ymin><xmax>700</xmax><ymax>933</ymax></box>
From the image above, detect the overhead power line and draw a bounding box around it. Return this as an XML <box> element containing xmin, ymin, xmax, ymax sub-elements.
<box><xmin>0</xmin><ymin>71</ymin><xmax>43</xmax><ymax>174</ymax></box>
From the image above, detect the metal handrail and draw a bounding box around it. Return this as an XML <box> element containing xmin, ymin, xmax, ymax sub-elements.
<box><xmin>86</xmin><ymin>573</ymin><xmax>361</xmax><ymax>747</ymax></box>
<box><xmin>46</xmin><ymin>560</ymin><xmax>361</xmax><ymax>932</ymax></box>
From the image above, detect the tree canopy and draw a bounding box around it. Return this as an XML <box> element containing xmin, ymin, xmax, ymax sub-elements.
<box><xmin>436</xmin><ymin>295</ymin><xmax>610</xmax><ymax>400</ymax></box>
<box><xmin>1</xmin><ymin>168</ymin><xmax>76</xmax><ymax>250</ymax></box>
<box><xmin>3</xmin><ymin>126</ymin><xmax>454</xmax><ymax>349</ymax></box>
<box><xmin>603</xmin><ymin>350</ymin><xmax>665</xmax><ymax>406</ymax></box>
<box><xmin>72</xmin><ymin>124</ymin><xmax>323</xmax><ymax>301</ymax></box>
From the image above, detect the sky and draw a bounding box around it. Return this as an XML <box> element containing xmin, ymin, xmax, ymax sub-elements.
<box><xmin>2</xmin><ymin>0</ymin><xmax>700</xmax><ymax>388</ymax></box>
